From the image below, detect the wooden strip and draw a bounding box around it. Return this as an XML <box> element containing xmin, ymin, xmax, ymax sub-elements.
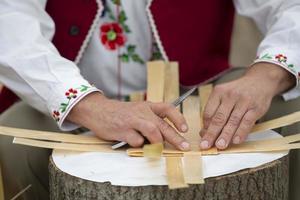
<box><xmin>199</xmin><ymin>84</ymin><xmax>213</xmax><ymax>129</ymax></box>
<box><xmin>182</xmin><ymin>96</ymin><xmax>204</xmax><ymax>184</ymax></box>
<box><xmin>183</xmin><ymin>152</ymin><xmax>204</xmax><ymax>184</ymax></box>
<box><xmin>163</xmin><ymin>62</ymin><xmax>188</xmax><ymax>187</ymax></box>
<box><xmin>13</xmin><ymin>137</ymin><xmax>117</xmax><ymax>153</ymax></box>
<box><xmin>142</xmin><ymin>61</ymin><xmax>167</xmax><ymax>157</ymax></box>
<box><xmin>147</xmin><ymin>61</ymin><xmax>166</xmax><ymax>102</ymax></box>
<box><xmin>0</xmin><ymin>126</ymin><xmax>108</xmax><ymax>144</ymax></box>
<box><xmin>164</xmin><ymin>62</ymin><xmax>179</xmax><ymax>103</ymax></box>
<box><xmin>128</xmin><ymin>133</ymin><xmax>300</xmax><ymax>157</ymax></box>
<box><xmin>251</xmin><ymin>111</ymin><xmax>300</xmax><ymax>134</ymax></box>
<box><xmin>183</xmin><ymin>96</ymin><xmax>201</xmax><ymax>149</ymax></box>
<box><xmin>130</xmin><ymin>92</ymin><xmax>145</xmax><ymax>102</ymax></box>
<box><xmin>143</xmin><ymin>143</ymin><xmax>163</xmax><ymax>158</ymax></box>
<box><xmin>166</xmin><ymin>157</ymin><xmax>188</xmax><ymax>189</ymax></box>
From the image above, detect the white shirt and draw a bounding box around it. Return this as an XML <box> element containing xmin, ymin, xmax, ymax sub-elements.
<box><xmin>0</xmin><ymin>0</ymin><xmax>300</xmax><ymax>130</ymax></box>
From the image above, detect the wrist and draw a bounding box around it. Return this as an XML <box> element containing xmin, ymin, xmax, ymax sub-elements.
<box><xmin>245</xmin><ymin>62</ymin><xmax>295</xmax><ymax>95</ymax></box>
<box><xmin>67</xmin><ymin>92</ymin><xmax>108</xmax><ymax>126</ymax></box>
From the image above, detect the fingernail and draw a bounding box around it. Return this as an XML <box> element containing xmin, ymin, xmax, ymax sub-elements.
<box><xmin>180</xmin><ymin>141</ymin><xmax>190</xmax><ymax>151</ymax></box>
<box><xmin>181</xmin><ymin>124</ymin><xmax>188</xmax><ymax>132</ymax></box>
<box><xmin>216</xmin><ymin>139</ymin><xmax>226</xmax><ymax>148</ymax></box>
<box><xmin>233</xmin><ymin>136</ymin><xmax>240</xmax><ymax>144</ymax></box>
<box><xmin>200</xmin><ymin>140</ymin><xmax>209</xmax><ymax>149</ymax></box>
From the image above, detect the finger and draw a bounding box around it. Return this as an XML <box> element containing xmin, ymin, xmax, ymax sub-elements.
<box><xmin>131</xmin><ymin>118</ymin><xmax>163</xmax><ymax>144</ymax></box>
<box><xmin>202</xmin><ymin>91</ymin><xmax>221</xmax><ymax>129</ymax></box>
<box><xmin>156</xmin><ymin>118</ymin><xmax>190</xmax><ymax>151</ymax></box>
<box><xmin>215</xmin><ymin>100</ymin><xmax>249</xmax><ymax>149</ymax></box>
<box><xmin>200</xmin><ymin>128</ymin><xmax>206</xmax><ymax>137</ymax></box>
<box><xmin>150</xmin><ymin>103</ymin><xmax>188</xmax><ymax>133</ymax></box>
<box><xmin>232</xmin><ymin>110</ymin><xmax>258</xmax><ymax>144</ymax></box>
<box><xmin>125</xmin><ymin>130</ymin><xmax>145</xmax><ymax>148</ymax></box>
<box><xmin>200</xmin><ymin>97</ymin><xmax>235</xmax><ymax>149</ymax></box>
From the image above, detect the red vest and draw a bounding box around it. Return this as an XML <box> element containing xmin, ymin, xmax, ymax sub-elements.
<box><xmin>0</xmin><ymin>0</ymin><xmax>234</xmax><ymax>113</ymax></box>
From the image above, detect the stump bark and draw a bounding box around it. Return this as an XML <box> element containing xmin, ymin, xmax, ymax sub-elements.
<box><xmin>49</xmin><ymin>155</ymin><xmax>289</xmax><ymax>200</ymax></box>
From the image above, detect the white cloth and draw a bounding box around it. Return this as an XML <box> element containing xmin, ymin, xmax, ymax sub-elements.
<box><xmin>52</xmin><ymin>130</ymin><xmax>287</xmax><ymax>186</ymax></box>
<box><xmin>0</xmin><ymin>0</ymin><xmax>300</xmax><ymax>130</ymax></box>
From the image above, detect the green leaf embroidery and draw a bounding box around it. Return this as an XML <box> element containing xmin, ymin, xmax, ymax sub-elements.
<box><xmin>288</xmin><ymin>64</ymin><xmax>294</xmax><ymax>68</ymax></box>
<box><xmin>59</xmin><ymin>103</ymin><xmax>68</xmax><ymax>113</ymax></box>
<box><xmin>127</xmin><ymin>45</ymin><xmax>136</xmax><ymax>54</ymax></box>
<box><xmin>119</xmin><ymin>10</ymin><xmax>127</xmax><ymax>24</ymax></box>
<box><xmin>123</xmin><ymin>25</ymin><xmax>131</xmax><ymax>33</ymax></box>
<box><xmin>132</xmin><ymin>54</ymin><xmax>145</xmax><ymax>64</ymax></box>
<box><xmin>261</xmin><ymin>53</ymin><xmax>272</xmax><ymax>59</ymax></box>
<box><xmin>79</xmin><ymin>85</ymin><xmax>89</xmax><ymax>92</ymax></box>
<box><xmin>120</xmin><ymin>54</ymin><xmax>129</xmax><ymax>62</ymax></box>
<box><xmin>151</xmin><ymin>52</ymin><xmax>163</xmax><ymax>60</ymax></box>
<box><xmin>106</xmin><ymin>6</ymin><xmax>116</xmax><ymax>21</ymax></box>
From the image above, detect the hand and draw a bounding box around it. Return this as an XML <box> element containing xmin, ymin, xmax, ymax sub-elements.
<box><xmin>200</xmin><ymin>63</ymin><xmax>295</xmax><ymax>150</ymax></box>
<box><xmin>67</xmin><ymin>93</ymin><xmax>190</xmax><ymax>150</ymax></box>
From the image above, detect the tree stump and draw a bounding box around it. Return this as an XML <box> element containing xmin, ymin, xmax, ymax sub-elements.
<box><xmin>49</xmin><ymin>155</ymin><xmax>289</xmax><ymax>200</ymax></box>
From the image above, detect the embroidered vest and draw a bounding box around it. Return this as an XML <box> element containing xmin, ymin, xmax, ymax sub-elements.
<box><xmin>0</xmin><ymin>0</ymin><xmax>234</xmax><ymax>113</ymax></box>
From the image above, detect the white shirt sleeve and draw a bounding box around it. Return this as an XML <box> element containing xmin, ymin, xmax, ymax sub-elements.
<box><xmin>0</xmin><ymin>0</ymin><xmax>101</xmax><ymax>130</ymax></box>
<box><xmin>233</xmin><ymin>0</ymin><xmax>300</xmax><ymax>100</ymax></box>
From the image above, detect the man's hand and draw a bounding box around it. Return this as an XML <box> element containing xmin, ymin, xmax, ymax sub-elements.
<box><xmin>200</xmin><ymin>63</ymin><xmax>295</xmax><ymax>150</ymax></box>
<box><xmin>67</xmin><ymin>93</ymin><xmax>190</xmax><ymax>150</ymax></box>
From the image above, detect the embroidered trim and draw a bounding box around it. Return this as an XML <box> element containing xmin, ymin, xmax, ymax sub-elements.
<box><xmin>146</xmin><ymin>0</ymin><xmax>169</xmax><ymax>62</ymax></box>
<box><xmin>74</xmin><ymin>0</ymin><xmax>104</xmax><ymax>64</ymax></box>
<box><xmin>52</xmin><ymin>85</ymin><xmax>92</xmax><ymax>122</ymax></box>
<box><xmin>255</xmin><ymin>53</ymin><xmax>297</xmax><ymax>75</ymax></box>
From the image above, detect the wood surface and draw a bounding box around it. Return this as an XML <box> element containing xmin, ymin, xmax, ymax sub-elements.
<box><xmin>49</xmin><ymin>155</ymin><xmax>289</xmax><ymax>200</ymax></box>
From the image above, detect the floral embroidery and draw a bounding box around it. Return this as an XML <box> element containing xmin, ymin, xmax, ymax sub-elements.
<box><xmin>99</xmin><ymin>0</ymin><xmax>145</xmax><ymax>64</ymax></box>
<box><xmin>275</xmin><ymin>54</ymin><xmax>287</xmax><ymax>63</ymax></box>
<box><xmin>52</xmin><ymin>111</ymin><xmax>60</xmax><ymax>122</ymax></box>
<box><xmin>65</xmin><ymin>88</ymin><xmax>78</xmax><ymax>99</ymax></box>
<box><xmin>258</xmin><ymin>53</ymin><xmax>296</xmax><ymax>73</ymax></box>
<box><xmin>52</xmin><ymin>85</ymin><xmax>91</xmax><ymax>122</ymax></box>
<box><xmin>100</xmin><ymin>23</ymin><xmax>126</xmax><ymax>50</ymax></box>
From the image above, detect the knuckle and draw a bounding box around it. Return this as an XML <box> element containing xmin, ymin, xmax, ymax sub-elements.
<box><xmin>243</xmin><ymin>116</ymin><xmax>254</xmax><ymax>126</ymax></box>
<box><xmin>221</xmin><ymin>128</ymin><xmax>234</xmax><ymax>137</ymax></box>
<box><xmin>203</xmin><ymin>111</ymin><xmax>213</xmax><ymax>120</ymax></box>
<box><xmin>158</xmin><ymin>120</ymin><xmax>170</xmax><ymax>133</ymax></box>
<box><xmin>212</xmin><ymin>112</ymin><xmax>226</xmax><ymax>126</ymax></box>
<box><xmin>228</xmin><ymin>115</ymin><xmax>241</xmax><ymax>126</ymax></box>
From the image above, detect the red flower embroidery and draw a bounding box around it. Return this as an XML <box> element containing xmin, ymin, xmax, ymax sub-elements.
<box><xmin>100</xmin><ymin>23</ymin><xmax>126</xmax><ymax>50</ymax></box>
<box><xmin>52</xmin><ymin>110</ymin><xmax>60</xmax><ymax>122</ymax></box>
<box><xmin>275</xmin><ymin>54</ymin><xmax>287</xmax><ymax>63</ymax></box>
<box><xmin>65</xmin><ymin>88</ymin><xmax>78</xmax><ymax>99</ymax></box>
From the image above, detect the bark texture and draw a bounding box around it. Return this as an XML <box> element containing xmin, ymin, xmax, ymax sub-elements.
<box><xmin>49</xmin><ymin>155</ymin><xmax>289</xmax><ymax>200</ymax></box>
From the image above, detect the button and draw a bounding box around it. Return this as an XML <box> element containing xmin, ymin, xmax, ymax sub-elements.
<box><xmin>69</xmin><ymin>25</ymin><xmax>80</xmax><ymax>36</ymax></box>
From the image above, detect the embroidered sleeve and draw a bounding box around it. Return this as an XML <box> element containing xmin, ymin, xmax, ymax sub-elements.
<box><xmin>234</xmin><ymin>0</ymin><xmax>300</xmax><ymax>100</ymax></box>
<box><xmin>51</xmin><ymin>84</ymin><xmax>101</xmax><ymax>131</ymax></box>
